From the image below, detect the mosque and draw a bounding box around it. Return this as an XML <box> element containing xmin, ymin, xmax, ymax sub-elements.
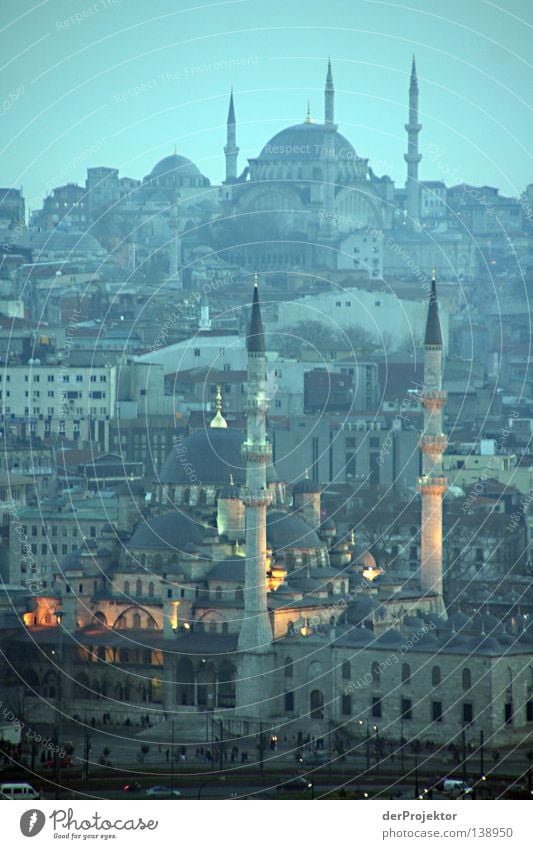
<box><xmin>6</xmin><ymin>274</ymin><xmax>533</xmax><ymax>752</ymax></box>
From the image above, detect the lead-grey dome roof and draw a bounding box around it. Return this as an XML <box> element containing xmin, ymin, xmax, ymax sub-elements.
<box><xmin>128</xmin><ymin>512</ymin><xmax>205</xmax><ymax>552</ymax></box>
<box><xmin>258</xmin><ymin>122</ymin><xmax>357</xmax><ymax>162</ymax></box>
<box><xmin>267</xmin><ymin>510</ymin><xmax>322</xmax><ymax>550</ymax></box>
<box><xmin>160</xmin><ymin>429</ymin><xmax>278</xmax><ymax>486</ymax></box>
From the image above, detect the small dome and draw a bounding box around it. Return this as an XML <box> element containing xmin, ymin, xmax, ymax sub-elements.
<box><xmin>293</xmin><ymin>475</ymin><xmax>320</xmax><ymax>495</ymax></box>
<box><xmin>128</xmin><ymin>513</ymin><xmax>205</xmax><ymax>552</ymax></box>
<box><xmin>150</xmin><ymin>153</ymin><xmax>203</xmax><ymax>180</ymax></box>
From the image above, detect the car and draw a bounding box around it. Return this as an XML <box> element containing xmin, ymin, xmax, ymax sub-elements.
<box><xmin>122</xmin><ymin>782</ymin><xmax>142</xmax><ymax>793</ymax></box>
<box><xmin>439</xmin><ymin>778</ymin><xmax>473</xmax><ymax>797</ymax></box>
<box><xmin>145</xmin><ymin>785</ymin><xmax>181</xmax><ymax>798</ymax></box>
<box><xmin>0</xmin><ymin>782</ymin><xmax>41</xmax><ymax>800</ymax></box>
<box><xmin>276</xmin><ymin>776</ymin><xmax>313</xmax><ymax>793</ymax></box>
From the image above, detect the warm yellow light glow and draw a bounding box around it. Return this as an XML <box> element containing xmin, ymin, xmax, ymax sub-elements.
<box><xmin>361</xmin><ymin>566</ymin><xmax>383</xmax><ymax>582</ymax></box>
<box><xmin>23</xmin><ymin>612</ymin><xmax>33</xmax><ymax>626</ymax></box>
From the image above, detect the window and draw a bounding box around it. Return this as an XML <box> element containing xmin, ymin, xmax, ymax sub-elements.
<box><xmin>284</xmin><ymin>692</ymin><xmax>294</xmax><ymax>711</ymax></box>
<box><xmin>371</xmin><ymin>661</ymin><xmax>381</xmax><ymax>685</ymax></box>
<box><xmin>462</xmin><ymin>668</ymin><xmax>471</xmax><ymax>690</ymax></box>
<box><xmin>342</xmin><ymin>694</ymin><xmax>352</xmax><ymax>715</ymax></box>
<box><xmin>462</xmin><ymin>702</ymin><xmax>473</xmax><ymax>724</ymax></box>
<box><xmin>215</xmin><ymin>586</ymin><xmax>223</xmax><ymax>600</ymax></box>
<box><xmin>194</xmin><ymin>348</ymin><xmax>200</xmax><ymax>357</ymax></box>
<box><xmin>342</xmin><ymin>660</ymin><xmax>351</xmax><ymax>680</ymax></box>
<box><xmin>432</xmin><ymin>701</ymin><xmax>443</xmax><ymax>722</ymax></box>
<box><xmin>76</xmin><ymin>375</ymin><xmax>83</xmax><ymax>382</ymax></box>
<box><xmin>372</xmin><ymin>696</ymin><xmax>382</xmax><ymax>718</ymax></box>
<box><xmin>431</xmin><ymin>666</ymin><xmax>441</xmax><ymax>686</ymax></box>
<box><xmin>504</xmin><ymin>702</ymin><xmax>513</xmax><ymax>725</ymax></box>
<box><xmin>136</xmin><ymin>579</ymin><xmax>142</xmax><ymax>596</ymax></box>
<box><xmin>284</xmin><ymin>657</ymin><xmax>293</xmax><ymax>678</ymax></box>
<box><xmin>148</xmin><ymin>581</ymin><xmax>154</xmax><ymax>598</ymax></box>
<box><xmin>124</xmin><ymin>581</ymin><xmax>130</xmax><ymax>594</ymax></box>
<box><xmin>48</xmin><ymin>375</ymin><xmax>54</xmax><ymax>383</ymax></box>
<box><xmin>527</xmin><ymin>701</ymin><xmax>533</xmax><ymax>722</ymax></box>
<box><xmin>402</xmin><ymin>663</ymin><xmax>411</xmax><ymax>685</ymax></box>
<box><xmin>401</xmin><ymin>698</ymin><xmax>412</xmax><ymax>720</ymax></box>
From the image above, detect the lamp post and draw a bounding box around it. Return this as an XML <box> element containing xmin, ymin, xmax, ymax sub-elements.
<box><xmin>461</xmin><ymin>725</ymin><xmax>468</xmax><ymax>783</ymax></box>
<box><xmin>197</xmin><ymin>775</ymin><xmax>226</xmax><ymax>799</ymax></box>
<box><xmin>400</xmin><ymin>716</ymin><xmax>405</xmax><ymax>772</ymax></box>
<box><xmin>357</xmin><ymin>719</ymin><xmax>372</xmax><ymax>772</ymax></box>
<box><xmin>479</xmin><ymin>729</ymin><xmax>484</xmax><ymax>781</ymax></box>
<box><xmin>52</xmin><ymin>610</ymin><xmax>64</xmax><ymax>800</ymax></box>
<box><xmin>374</xmin><ymin>725</ymin><xmax>380</xmax><ymax>774</ymax></box>
<box><xmin>170</xmin><ymin>721</ymin><xmax>175</xmax><ymax>797</ymax></box>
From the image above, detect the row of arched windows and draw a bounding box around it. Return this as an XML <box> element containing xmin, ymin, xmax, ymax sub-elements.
<box><xmin>124</xmin><ymin>580</ymin><xmax>156</xmax><ymax>598</ymax></box>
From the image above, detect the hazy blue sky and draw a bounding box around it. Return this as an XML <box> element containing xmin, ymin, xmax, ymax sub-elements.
<box><xmin>2</xmin><ymin>0</ymin><xmax>532</xmax><ymax>211</ymax></box>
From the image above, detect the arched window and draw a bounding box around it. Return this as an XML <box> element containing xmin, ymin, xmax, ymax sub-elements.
<box><xmin>235</xmin><ymin>586</ymin><xmax>244</xmax><ymax>601</ymax></box>
<box><xmin>136</xmin><ymin>579</ymin><xmax>142</xmax><ymax>596</ymax></box>
<box><xmin>133</xmin><ymin>612</ymin><xmax>141</xmax><ymax>629</ymax></box>
<box><xmin>215</xmin><ymin>586</ymin><xmax>223</xmax><ymax>601</ymax></box>
<box><xmin>462</xmin><ymin>668</ymin><xmax>471</xmax><ymax>690</ymax></box>
<box><xmin>284</xmin><ymin>657</ymin><xmax>293</xmax><ymax>678</ymax></box>
<box><xmin>402</xmin><ymin>663</ymin><xmax>411</xmax><ymax>685</ymax></box>
<box><xmin>208</xmin><ymin>621</ymin><xmax>217</xmax><ymax>633</ymax></box>
<box><xmin>371</xmin><ymin>661</ymin><xmax>381</xmax><ymax>685</ymax></box>
<box><xmin>342</xmin><ymin>660</ymin><xmax>351</xmax><ymax>680</ymax></box>
<box><xmin>222</xmin><ymin>622</ymin><xmax>229</xmax><ymax>634</ymax></box>
<box><xmin>432</xmin><ymin>665</ymin><xmax>441</xmax><ymax>687</ymax></box>
<box><xmin>140</xmin><ymin>553</ymin><xmax>146</xmax><ymax>566</ymax></box>
<box><xmin>148</xmin><ymin>581</ymin><xmax>154</xmax><ymax>598</ymax></box>
<box><xmin>124</xmin><ymin>580</ymin><xmax>130</xmax><ymax>595</ymax></box>
<box><xmin>326</xmin><ymin>582</ymin><xmax>334</xmax><ymax>597</ymax></box>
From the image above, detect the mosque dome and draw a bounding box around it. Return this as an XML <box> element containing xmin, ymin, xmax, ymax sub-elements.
<box><xmin>258</xmin><ymin>121</ymin><xmax>358</xmax><ymax>163</ymax></box>
<box><xmin>266</xmin><ymin>510</ymin><xmax>321</xmax><ymax>550</ymax></box>
<box><xmin>128</xmin><ymin>512</ymin><xmax>205</xmax><ymax>552</ymax></box>
<box><xmin>160</xmin><ymin>428</ymin><xmax>278</xmax><ymax>486</ymax></box>
<box><xmin>147</xmin><ymin>153</ymin><xmax>210</xmax><ymax>188</ymax></box>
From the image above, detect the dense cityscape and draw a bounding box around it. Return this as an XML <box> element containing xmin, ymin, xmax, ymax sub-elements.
<box><xmin>0</xmin><ymin>1</ymin><xmax>532</xmax><ymax>808</ymax></box>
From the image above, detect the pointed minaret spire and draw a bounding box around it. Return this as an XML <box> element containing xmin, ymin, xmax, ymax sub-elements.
<box><xmin>224</xmin><ymin>88</ymin><xmax>239</xmax><ymax>183</ymax></box>
<box><xmin>424</xmin><ymin>268</ymin><xmax>443</xmax><ymax>347</ymax></box>
<box><xmin>304</xmin><ymin>101</ymin><xmax>313</xmax><ymax>124</ymax></box>
<box><xmin>325</xmin><ymin>57</ymin><xmax>335</xmax><ymax>127</ymax></box>
<box><xmin>404</xmin><ymin>54</ymin><xmax>422</xmax><ymax>227</ymax></box>
<box><xmin>247</xmin><ymin>272</ymin><xmax>265</xmax><ymax>353</ymax></box>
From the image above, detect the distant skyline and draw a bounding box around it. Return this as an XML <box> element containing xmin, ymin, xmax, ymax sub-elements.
<box><xmin>1</xmin><ymin>0</ymin><xmax>532</xmax><ymax>214</ymax></box>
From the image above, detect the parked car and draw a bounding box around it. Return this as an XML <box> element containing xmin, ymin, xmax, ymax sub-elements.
<box><xmin>0</xmin><ymin>782</ymin><xmax>41</xmax><ymax>800</ymax></box>
<box><xmin>440</xmin><ymin>778</ymin><xmax>473</xmax><ymax>797</ymax></box>
<box><xmin>145</xmin><ymin>786</ymin><xmax>181</xmax><ymax>798</ymax></box>
<box><xmin>276</xmin><ymin>776</ymin><xmax>313</xmax><ymax>793</ymax></box>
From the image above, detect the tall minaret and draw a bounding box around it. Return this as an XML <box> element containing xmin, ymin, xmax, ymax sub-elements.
<box><xmin>168</xmin><ymin>189</ymin><xmax>181</xmax><ymax>286</ymax></box>
<box><xmin>417</xmin><ymin>270</ymin><xmax>447</xmax><ymax>613</ymax></box>
<box><xmin>224</xmin><ymin>89</ymin><xmax>239</xmax><ymax>183</ymax></box>
<box><xmin>325</xmin><ymin>57</ymin><xmax>335</xmax><ymax>128</ymax></box>
<box><xmin>320</xmin><ymin>59</ymin><xmax>337</xmax><ymax>240</ymax></box>
<box><xmin>404</xmin><ymin>56</ymin><xmax>422</xmax><ymax>228</ymax></box>
<box><xmin>236</xmin><ymin>274</ymin><xmax>274</xmax><ymax>717</ymax></box>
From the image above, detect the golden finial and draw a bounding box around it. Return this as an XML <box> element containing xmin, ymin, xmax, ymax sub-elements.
<box><xmin>229</xmin><ymin>473</ymin><xmax>234</xmax><ymax>486</ymax></box>
<box><xmin>253</xmin><ymin>271</ymin><xmax>259</xmax><ymax>288</ymax></box>
<box><xmin>209</xmin><ymin>384</ymin><xmax>227</xmax><ymax>428</ymax></box>
<box><xmin>304</xmin><ymin>101</ymin><xmax>313</xmax><ymax>124</ymax></box>
<box><xmin>304</xmin><ymin>467</ymin><xmax>309</xmax><ymax>479</ymax></box>
<box><xmin>432</xmin><ymin>266</ymin><xmax>437</xmax><ymax>282</ymax></box>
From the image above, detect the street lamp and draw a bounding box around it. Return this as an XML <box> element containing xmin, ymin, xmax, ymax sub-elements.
<box><xmin>52</xmin><ymin>610</ymin><xmax>64</xmax><ymax>801</ymax></box>
<box><xmin>197</xmin><ymin>775</ymin><xmax>226</xmax><ymax>799</ymax></box>
<box><xmin>373</xmin><ymin>725</ymin><xmax>379</xmax><ymax>773</ymax></box>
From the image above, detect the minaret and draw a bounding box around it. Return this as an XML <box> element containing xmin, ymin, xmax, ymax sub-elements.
<box><xmin>320</xmin><ymin>59</ymin><xmax>337</xmax><ymax>240</ymax></box>
<box><xmin>417</xmin><ymin>270</ymin><xmax>447</xmax><ymax>613</ymax></box>
<box><xmin>325</xmin><ymin>58</ymin><xmax>335</xmax><ymax>128</ymax></box>
<box><xmin>224</xmin><ymin>89</ymin><xmax>239</xmax><ymax>183</ymax></box>
<box><xmin>236</xmin><ymin>274</ymin><xmax>274</xmax><ymax>717</ymax></box>
<box><xmin>404</xmin><ymin>56</ymin><xmax>422</xmax><ymax>228</ymax></box>
<box><xmin>168</xmin><ymin>189</ymin><xmax>181</xmax><ymax>286</ymax></box>
<box><xmin>199</xmin><ymin>289</ymin><xmax>211</xmax><ymax>331</ymax></box>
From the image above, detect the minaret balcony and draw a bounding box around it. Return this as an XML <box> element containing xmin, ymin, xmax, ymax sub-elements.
<box><xmin>418</xmin><ymin>390</ymin><xmax>447</xmax><ymax>410</ymax></box>
<box><xmin>241</xmin><ymin>488</ymin><xmax>273</xmax><ymax>508</ymax></box>
<box><xmin>241</xmin><ymin>441</ymin><xmax>272</xmax><ymax>463</ymax></box>
<box><xmin>420</xmin><ymin>434</ymin><xmax>448</xmax><ymax>454</ymax></box>
<box><xmin>244</xmin><ymin>397</ymin><xmax>269</xmax><ymax>415</ymax></box>
<box><xmin>417</xmin><ymin>475</ymin><xmax>448</xmax><ymax>495</ymax></box>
